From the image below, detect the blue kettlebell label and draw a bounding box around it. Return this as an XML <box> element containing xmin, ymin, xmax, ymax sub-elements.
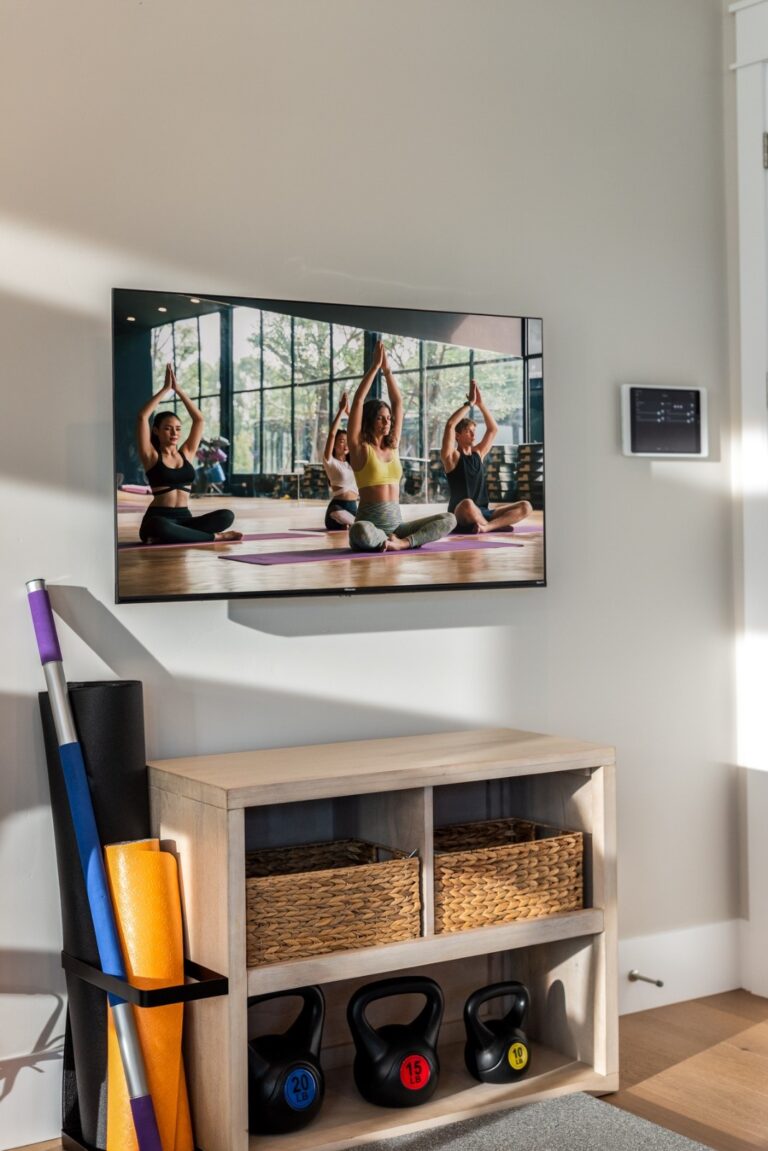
<box><xmin>284</xmin><ymin>1066</ymin><xmax>318</xmax><ymax>1110</ymax></box>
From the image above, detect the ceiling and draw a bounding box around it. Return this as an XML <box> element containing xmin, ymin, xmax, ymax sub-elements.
<box><xmin>112</xmin><ymin>289</ymin><xmax>230</xmax><ymax>334</ymax></box>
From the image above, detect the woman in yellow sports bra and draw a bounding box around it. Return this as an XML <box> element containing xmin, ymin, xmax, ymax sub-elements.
<box><xmin>347</xmin><ymin>341</ymin><xmax>456</xmax><ymax>552</ymax></box>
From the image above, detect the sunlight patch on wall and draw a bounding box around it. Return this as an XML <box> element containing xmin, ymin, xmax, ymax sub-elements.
<box><xmin>731</xmin><ymin>424</ymin><xmax>768</xmax><ymax>498</ymax></box>
<box><xmin>0</xmin><ymin>212</ymin><xmax>210</xmax><ymax>316</ymax></box>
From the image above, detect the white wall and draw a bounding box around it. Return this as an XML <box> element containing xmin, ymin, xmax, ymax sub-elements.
<box><xmin>0</xmin><ymin>0</ymin><xmax>734</xmax><ymax>1144</ymax></box>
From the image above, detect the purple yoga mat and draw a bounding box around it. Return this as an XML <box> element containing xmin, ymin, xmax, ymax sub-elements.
<box><xmin>118</xmin><ymin>532</ymin><xmax>318</xmax><ymax>551</ymax></box>
<box><xmin>294</xmin><ymin>525</ymin><xmax>543</xmax><ymax>536</ymax></box>
<box><xmin>220</xmin><ymin>537</ymin><xmax>524</xmax><ymax>566</ymax></box>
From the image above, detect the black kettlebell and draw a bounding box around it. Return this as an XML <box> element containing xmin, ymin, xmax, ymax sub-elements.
<box><xmin>247</xmin><ymin>985</ymin><xmax>325</xmax><ymax>1134</ymax></box>
<box><xmin>347</xmin><ymin>976</ymin><xmax>443</xmax><ymax>1108</ymax></box>
<box><xmin>464</xmin><ymin>980</ymin><xmax>531</xmax><ymax>1083</ymax></box>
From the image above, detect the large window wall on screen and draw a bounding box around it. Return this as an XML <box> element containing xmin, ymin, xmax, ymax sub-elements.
<box><xmin>113</xmin><ymin>289</ymin><xmax>545</xmax><ymax>602</ymax></box>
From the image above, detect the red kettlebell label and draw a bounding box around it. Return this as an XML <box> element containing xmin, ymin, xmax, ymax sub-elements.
<box><xmin>400</xmin><ymin>1053</ymin><xmax>431</xmax><ymax>1091</ymax></box>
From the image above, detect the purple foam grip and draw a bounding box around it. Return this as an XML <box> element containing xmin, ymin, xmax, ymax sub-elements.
<box><xmin>129</xmin><ymin>1095</ymin><xmax>163</xmax><ymax>1151</ymax></box>
<box><xmin>27</xmin><ymin>588</ymin><xmax>63</xmax><ymax>664</ymax></box>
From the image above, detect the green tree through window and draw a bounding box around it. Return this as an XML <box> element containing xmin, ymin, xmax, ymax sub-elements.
<box><xmin>152</xmin><ymin>306</ymin><xmax>535</xmax><ymax>498</ymax></box>
<box><xmin>151</xmin><ymin>314</ymin><xmax>221</xmax><ymax>447</ymax></box>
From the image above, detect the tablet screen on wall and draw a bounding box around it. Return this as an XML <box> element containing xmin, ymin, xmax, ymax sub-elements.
<box><xmin>621</xmin><ymin>385</ymin><xmax>708</xmax><ymax>458</ymax></box>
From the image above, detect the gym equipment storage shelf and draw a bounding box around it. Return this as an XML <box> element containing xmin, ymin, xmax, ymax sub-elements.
<box><xmin>148</xmin><ymin>727</ymin><xmax>617</xmax><ymax>1151</ymax></box>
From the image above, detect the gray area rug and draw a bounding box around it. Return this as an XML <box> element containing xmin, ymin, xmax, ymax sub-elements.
<box><xmin>364</xmin><ymin>1093</ymin><xmax>713</xmax><ymax>1150</ymax></box>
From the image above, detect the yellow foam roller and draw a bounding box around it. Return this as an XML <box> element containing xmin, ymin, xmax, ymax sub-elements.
<box><xmin>105</xmin><ymin>839</ymin><xmax>194</xmax><ymax>1151</ymax></box>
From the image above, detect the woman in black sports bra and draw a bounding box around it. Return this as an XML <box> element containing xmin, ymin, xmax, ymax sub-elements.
<box><xmin>136</xmin><ymin>364</ymin><xmax>242</xmax><ymax>545</ymax></box>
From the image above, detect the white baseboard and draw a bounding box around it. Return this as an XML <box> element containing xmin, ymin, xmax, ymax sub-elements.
<box><xmin>618</xmin><ymin>920</ymin><xmax>742</xmax><ymax>1015</ymax></box>
<box><xmin>739</xmin><ymin>918</ymin><xmax>768</xmax><ymax>998</ymax></box>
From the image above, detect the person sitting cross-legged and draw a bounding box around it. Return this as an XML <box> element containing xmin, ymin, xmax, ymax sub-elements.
<box><xmin>441</xmin><ymin>381</ymin><xmax>532</xmax><ymax>533</ymax></box>
<box><xmin>136</xmin><ymin>364</ymin><xmax>243</xmax><ymax>545</ymax></box>
<box><xmin>347</xmin><ymin>341</ymin><xmax>456</xmax><ymax>552</ymax></box>
<box><xmin>322</xmin><ymin>392</ymin><xmax>359</xmax><ymax>530</ymax></box>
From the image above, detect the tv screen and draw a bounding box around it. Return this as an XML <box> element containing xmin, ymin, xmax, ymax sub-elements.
<box><xmin>113</xmin><ymin>289</ymin><xmax>545</xmax><ymax>602</ymax></box>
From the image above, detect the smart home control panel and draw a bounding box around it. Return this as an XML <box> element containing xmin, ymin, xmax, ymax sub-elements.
<box><xmin>621</xmin><ymin>385</ymin><xmax>708</xmax><ymax>458</ymax></box>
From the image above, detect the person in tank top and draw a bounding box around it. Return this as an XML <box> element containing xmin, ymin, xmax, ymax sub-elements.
<box><xmin>322</xmin><ymin>392</ymin><xmax>359</xmax><ymax>530</ymax></box>
<box><xmin>136</xmin><ymin>363</ymin><xmax>243</xmax><ymax>545</ymax></box>
<box><xmin>347</xmin><ymin>341</ymin><xmax>455</xmax><ymax>552</ymax></box>
<box><xmin>441</xmin><ymin>380</ymin><xmax>532</xmax><ymax>533</ymax></box>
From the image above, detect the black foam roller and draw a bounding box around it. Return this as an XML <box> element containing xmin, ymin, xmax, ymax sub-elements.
<box><xmin>39</xmin><ymin>680</ymin><xmax>150</xmax><ymax>1151</ymax></box>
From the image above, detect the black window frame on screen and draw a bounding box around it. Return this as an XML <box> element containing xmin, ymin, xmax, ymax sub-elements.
<box><xmin>523</xmin><ymin>318</ymin><xmax>543</xmax><ymax>445</ymax></box>
<box><xmin>160</xmin><ymin>306</ymin><xmax>539</xmax><ymax>493</ymax></box>
<box><xmin>231</xmin><ymin>309</ymin><xmax>364</xmax><ymax>483</ymax></box>
<box><xmin>150</xmin><ymin>313</ymin><xmax>223</xmax><ymax>445</ymax></box>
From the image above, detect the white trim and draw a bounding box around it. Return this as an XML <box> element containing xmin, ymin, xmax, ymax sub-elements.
<box><xmin>618</xmin><ymin>922</ymin><xmax>741</xmax><ymax>1015</ymax></box>
<box><xmin>731</xmin><ymin>55</ymin><xmax>768</xmax><ymax>71</ymax></box>
<box><xmin>740</xmin><ymin>770</ymin><xmax>768</xmax><ymax>996</ymax></box>
<box><xmin>730</xmin><ymin>0</ymin><xmax>768</xmax><ymax>15</ymax></box>
<box><xmin>734</xmin><ymin>59</ymin><xmax>768</xmax><ymax>774</ymax></box>
<box><xmin>731</xmin><ymin>1</ymin><xmax>768</xmax><ymax>68</ymax></box>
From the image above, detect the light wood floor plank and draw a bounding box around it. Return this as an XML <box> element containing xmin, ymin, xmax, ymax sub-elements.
<box><xmin>604</xmin><ymin>990</ymin><xmax>768</xmax><ymax>1151</ymax></box>
<box><xmin>12</xmin><ymin>1143</ymin><xmax>60</xmax><ymax>1150</ymax></box>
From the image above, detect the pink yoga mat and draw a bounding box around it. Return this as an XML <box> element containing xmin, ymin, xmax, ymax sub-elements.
<box><xmin>220</xmin><ymin>537</ymin><xmax>524</xmax><ymax>566</ymax></box>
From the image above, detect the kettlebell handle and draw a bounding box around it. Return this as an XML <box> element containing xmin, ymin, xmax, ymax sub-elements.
<box><xmin>464</xmin><ymin>981</ymin><xmax>529</xmax><ymax>1048</ymax></box>
<box><xmin>247</xmin><ymin>985</ymin><xmax>325</xmax><ymax>1059</ymax></box>
<box><xmin>348</xmin><ymin>976</ymin><xmax>444</xmax><ymax>1063</ymax></box>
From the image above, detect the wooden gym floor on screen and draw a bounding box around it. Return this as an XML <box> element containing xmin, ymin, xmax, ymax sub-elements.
<box><xmin>116</xmin><ymin>492</ymin><xmax>545</xmax><ymax>599</ymax></box>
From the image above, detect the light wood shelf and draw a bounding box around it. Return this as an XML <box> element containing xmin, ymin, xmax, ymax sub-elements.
<box><xmin>148</xmin><ymin>727</ymin><xmax>615</xmax><ymax>809</ymax></box>
<box><xmin>246</xmin><ymin>908</ymin><xmax>605</xmax><ymax>995</ymax></box>
<box><xmin>148</xmin><ymin>727</ymin><xmax>617</xmax><ymax>1151</ymax></box>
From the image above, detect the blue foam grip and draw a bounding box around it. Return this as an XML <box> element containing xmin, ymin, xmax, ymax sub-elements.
<box><xmin>59</xmin><ymin>742</ymin><xmax>127</xmax><ymax>1005</ymax></box>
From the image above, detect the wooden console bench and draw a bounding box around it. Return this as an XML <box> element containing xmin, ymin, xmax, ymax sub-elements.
<box><xmin>148</xmin><ymin>727</ymin><xmax>617</xmax><ymax>1151</ymax></box>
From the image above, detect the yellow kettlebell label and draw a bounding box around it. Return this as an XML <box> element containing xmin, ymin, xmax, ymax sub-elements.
<box><xmin>508</xmin><ymin>1041</ymin><xmax>529</xmax><ymax>1071</ymax></box>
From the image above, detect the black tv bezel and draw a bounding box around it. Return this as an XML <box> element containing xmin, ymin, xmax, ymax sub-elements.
<box><xmin>112</xmin><ymin>288</ymin><xmax>546</xmax><ymax>604</ymax></box>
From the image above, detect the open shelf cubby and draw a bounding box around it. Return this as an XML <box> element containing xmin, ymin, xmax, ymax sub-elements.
<box><xmin>149</xmin><ymin>727</ymin><xmax>617</xmax><ymax>1151</ymax></box>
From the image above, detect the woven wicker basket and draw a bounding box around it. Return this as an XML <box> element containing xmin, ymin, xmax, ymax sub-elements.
<box><xmin>433</xmin><ymin>817</ymin><xmax>583</xmax><ymax>934</ymax></box>
<box><xmin>245</xmin><ymin>839</ymin><xmax>421</xmax><ymax>966</ymax></box>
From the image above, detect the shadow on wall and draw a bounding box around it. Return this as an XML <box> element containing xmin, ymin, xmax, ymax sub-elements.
<box><xmin>1</xmin><ymin>588</ymin><xmax>539</xmax><ymax>1088</ymax></box>
<box><xmin>1</xmin><ymin>690</ymin><xmax>53</xmax><ymax>827</ymax></box>
<box><xmin>45</xmin><ymin>585</ymin><xmax>544</xmax><ymax>757</ymax></box>
<box><xmin>0</xmin><ymin>949</ymin><xmax>65</xmax><ymax>1102</ymax></box>
<box><xmin>3</xmin><ymin>580</ymin><xmax>549</xmax><ymax>1112</ymax></box>
<box><xmin>228</xmin><ymin>584</ymin><xmax>549</xmax><ymax>639</ymax></box>
<box><xmin>0</xmin><ymin>287</ymin><xmax>115</xmax><ymax>498</ymax></box>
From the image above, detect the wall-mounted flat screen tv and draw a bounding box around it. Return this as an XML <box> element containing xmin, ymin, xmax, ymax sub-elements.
<box><xmin>113</xmin><ymin>289</ymin><xmax>545</xmax><ymax>602</ymax></box>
